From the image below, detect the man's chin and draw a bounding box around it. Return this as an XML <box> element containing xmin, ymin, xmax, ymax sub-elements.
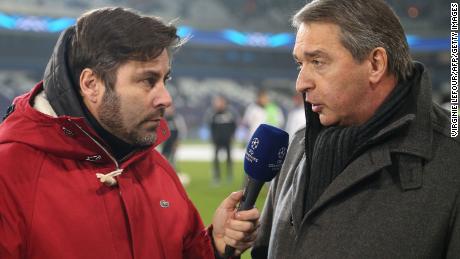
<box><xmin>132</xmin><ymin>133</ymin><xmax>157</xmax><ymax>147</ymax></box>
<box><xmin>319</xmin><ymin>114</ymin><xmax>331</xmax><ymax>126</ymax></box>
<box><xmin>319</xmin><ymin>115</ymin><xmax>340</xmax><ymax>127</ymax></box>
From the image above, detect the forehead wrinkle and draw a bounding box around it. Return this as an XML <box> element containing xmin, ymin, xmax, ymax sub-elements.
<box><xmin>293</xmin><ymin>47</ymin><xmax>329</xmax><ymax>61</ymax></box>
<box><xmin>134</xmin><ymin>65</ymin><xmax>171</xmax><ymax>76</ymax></box>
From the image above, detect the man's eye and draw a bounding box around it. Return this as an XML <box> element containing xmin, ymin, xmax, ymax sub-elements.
<box><xmin>144</xmin><ymin>78</ymin><xmax>156</xmax><ymax>87</ymax></box>
<box><xmin>164</xmin><ymin>75</ymin><xmax>172</xmax><ymax>83</ymax></box>
<box><xmin>312</xmin><ymin>59</ymin><xmax>323</xmax><ymax>66</ymax></box>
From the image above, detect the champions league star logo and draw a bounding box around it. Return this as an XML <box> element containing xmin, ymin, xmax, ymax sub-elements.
<box><xmin>278</xmin><ymin>147</ymin><xmax>287</xmax><ymax>159</ymax></box>
<box><xmin>251</xmin><ymin>138</ymin><xmax>260</xmax><ymax>150</ymax></box>
<box><xmin>246</xmin><ymin>137</ymin><xmax>260</xmax><ymax>163</ymax></box>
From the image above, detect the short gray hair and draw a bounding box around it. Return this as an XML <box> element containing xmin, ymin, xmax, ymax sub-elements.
<box><xmin>292</xmin><ymin>0</ymin><xmax>413</xmax><ymax>81</ymax></box>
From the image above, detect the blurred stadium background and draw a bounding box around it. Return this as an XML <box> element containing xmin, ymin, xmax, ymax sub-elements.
<box><xmin>0</xmin><ymin>0</ymin><xmax>452</xmax><ymax>257</ymax></box>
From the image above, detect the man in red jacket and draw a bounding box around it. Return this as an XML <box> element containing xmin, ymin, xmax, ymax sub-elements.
<box><xmin>0</xmin><ymin>7</ymin><xmax>258</xmax><ymax>259</ymax></box>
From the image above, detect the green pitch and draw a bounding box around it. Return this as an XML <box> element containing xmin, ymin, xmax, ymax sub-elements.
<box><xmin>177</xmin><ymin>160</ymin><xmax>268</xmax><ymax>258</ymax></box>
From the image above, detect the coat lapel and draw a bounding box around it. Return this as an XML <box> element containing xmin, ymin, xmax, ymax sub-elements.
<box><xmin>302</xmin><ymin>144</ymin><xmax>392</xmax><ymax>224</ymax></box>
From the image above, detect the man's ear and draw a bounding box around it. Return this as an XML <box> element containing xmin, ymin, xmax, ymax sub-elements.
<box><xmin>79</xmin><ymin>68</ymin><xmax>102</xmax><ymax>104</ymax></box>
<box><xmin>368</xmin><ymin>47</ymin><xmax>388</xmax><ymax>86</ymax></box>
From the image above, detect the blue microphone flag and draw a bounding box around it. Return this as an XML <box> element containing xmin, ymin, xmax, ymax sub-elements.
<box><xmin>244</xmin><ymin>124</ymin><xmax>289</xmax><ymax>182</ymax></box>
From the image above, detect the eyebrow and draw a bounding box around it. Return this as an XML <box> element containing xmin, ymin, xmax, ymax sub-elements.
<box><xmin>135</xmin><ymin>69</ymin><xmax>171</xmax><ymax>80</ymax></box>
<box><xmin>293</xmin><ymin>50</ymin><xmax>329</xmax><ymax>61</ymax></box>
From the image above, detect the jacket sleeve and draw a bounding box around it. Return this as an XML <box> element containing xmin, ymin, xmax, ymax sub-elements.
<box><xmin>0</xmin><ymin>175</ymin><xmax>25</xmax><ymax>259</ymax></box>
<box><xmin>446</xmin><ymin>190</ymin><xmax>460</xmax><ymax>258</ymax></box>
<box><xmin>0</xmin><ymin>144</ymin><xmax>44</xmax><ymax>259</ymax></box>
<box><xmin>251</xmin><ymin>181</ymin><xmax>277</xmax><ymax>259</ymax></box>
<box><xmin>182</xmin><ymin>199</ymin><xmax>215</xmax><ymax>259</ymax></box>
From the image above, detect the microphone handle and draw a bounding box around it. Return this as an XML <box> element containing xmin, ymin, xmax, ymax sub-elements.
<box><xmin>238</xmin><ymin>176</ymin><xmax>264</xmax><ymax>211</ymax></box>
<box><xmin>224</xmin><ymin>176</ymin><xmax>264</xmax><ymax>258</ymax></box>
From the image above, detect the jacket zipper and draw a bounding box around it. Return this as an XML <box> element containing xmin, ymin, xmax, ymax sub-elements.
<box><xmin>69</xmin><ymin>119</ymin><xmax>120</xmax><ymax>170</ymax></box>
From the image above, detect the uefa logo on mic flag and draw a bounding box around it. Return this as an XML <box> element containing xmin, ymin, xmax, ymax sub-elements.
<box><xmin>278</xmin><ymin>147</ymin><xmax>287</xmax><ymax>159</ymax></box>
<box><xmin>251</xmin><ymin>138</ymin><xmax>260</xmax><ymax>150</ymax></box>
<box><xmin>248</xmin><ymin>137</ymin><xmax>260</xmax><ymax>156</ymax></box>
<box><xmin>277</xmin><ymin>147</ymin><xmax>287</xmax><ymax>165</ymax></box>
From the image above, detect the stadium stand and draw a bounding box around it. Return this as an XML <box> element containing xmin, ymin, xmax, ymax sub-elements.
<box><xmin>0</xmin><ymin>0</ymin><xmax>452</xmax><ymax>138</ymax></box>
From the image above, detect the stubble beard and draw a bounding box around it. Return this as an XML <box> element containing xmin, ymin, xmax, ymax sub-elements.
<box><xmin>98</xmin><ymin>89</ymin><xmax>158</xmax><ymax>147</ymax></box>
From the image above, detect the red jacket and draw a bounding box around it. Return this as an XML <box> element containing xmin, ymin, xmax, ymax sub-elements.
<box><xmin>0</xmin><ymin>83</ymin><xmax>214</xmax><ymax>259</ymax></box>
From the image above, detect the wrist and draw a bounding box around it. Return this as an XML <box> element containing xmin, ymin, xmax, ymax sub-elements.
<box><xmin>208</xmin><ymin>225</ymin><xmax>226</xmax><ymax>258</ymax></box>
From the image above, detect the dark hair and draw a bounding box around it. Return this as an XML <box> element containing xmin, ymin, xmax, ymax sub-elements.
<box><xmin>68</xmin><ymin>7</ymin><xmax>182</xmax><ymax>89</ymax></box>
<box><xmin>292</xmin><ymin>0</ymin><xmax>413</xmax><ymax>81</ymax></box>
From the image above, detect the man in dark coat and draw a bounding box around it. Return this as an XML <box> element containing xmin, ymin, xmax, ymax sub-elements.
<box><xmin>207</xmin><ymin>95</ymin><xmax>238</xmax><ymax>185</ymax></box>
<box><xmin>251</xmin><ymin>0</ymin><xmax>460</xmax><ymax>258</ymax></box>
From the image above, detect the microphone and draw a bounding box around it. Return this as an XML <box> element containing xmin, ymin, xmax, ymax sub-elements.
<box><xmin>224</xmin><ymin>124</ymin><xmax>289</xmax><ymax>257</ymax></box>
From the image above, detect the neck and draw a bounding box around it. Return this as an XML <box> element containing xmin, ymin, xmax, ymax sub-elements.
<box><xmin>82</xmin><ymin>102</ymin><xmax>135</xmax><ymax>160</ymax></box>
<box><xmin>353</xmin><ymin>75</ymin><xmax>398</xmax><ymax>126</ymax></box>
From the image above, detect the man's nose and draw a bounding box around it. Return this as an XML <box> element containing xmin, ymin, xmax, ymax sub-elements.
<box><xmin>154</xmin><ymin>82</ymin><xmax>172</xmax><ymax>109</ymax></box>
<box><xmin>296</xmin><ymin>66</ymin><xmax>314</xmax><ymax>93</ymax></box>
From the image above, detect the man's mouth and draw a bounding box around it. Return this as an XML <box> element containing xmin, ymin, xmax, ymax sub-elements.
<box><xmin>145</xmin><ymin>109</ymin><xmax>165</xmax><ymax>123</ymax></box>
<box><xmin>311</xmin><ymin>104</ymin><xmax>323</xmax><ymax>113</ymax></box>
<box><xmin>305</xmin><ymin>96</ymin><xmax>323</xmax><ymax>113</ymax></box>
<box><xmin>142</xmin><ymin>115</ymin><xmax>162</xmax><ymax>126</ymax></box>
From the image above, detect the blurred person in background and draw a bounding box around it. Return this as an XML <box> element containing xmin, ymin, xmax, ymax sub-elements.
<box><xmin>0</xmin><ymin>7</ymin><xmax>259</xmax><ymax>259</ymax></box>
<box><xmin>161</xmin><ymin>103</ymin><xmax>187</xmax><ymax>168</ymax></box>
<box><xmin>284</xmin><ymin>93</ymin><xmax>306</xmax><ymax>141</ymax></box>
<box><xmin>206</xmin><ymin>95</ymin><xmax>238</xmax><ymax>186</ymax></box>
<box><xmin>241</xmin><ymin>88</ymin><xmax>284</xmax><ymax>141</ymax></box>
<box><xmin>0</xmin><ymin>94</ymin><xmax>10</xmax><ymax>119</ymax></box>
<box><xmin>161</xmin><ymin>103</ymin><xmax>190</xmax><ymax>186</ymax></box>
<box><xmin>252</xmin><ymin>0</ymin><xmax>460</xmax><ymax>258</ymax></box>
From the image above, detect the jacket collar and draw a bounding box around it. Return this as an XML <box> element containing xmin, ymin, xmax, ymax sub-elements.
<box><xmin>386</xmin><ymin>64</ymin><xmax>433</xmax><ymax>160</ymax></box>
<box><xmin>367</xmin><ymin>62</ymin><xmax>433</xmax><ymax>161</ymax></box>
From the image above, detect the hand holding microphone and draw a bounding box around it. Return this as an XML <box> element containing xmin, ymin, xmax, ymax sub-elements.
<box><xmin>221</xmin><ymin>124</ymin><xmax>289</xmax><ymax>257</ymax></box>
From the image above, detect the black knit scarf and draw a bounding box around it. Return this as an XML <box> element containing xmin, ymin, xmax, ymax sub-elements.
<box><xmin>302</xmin><ymin>70</ymin><xmax>420</xmax><ymax>213</ymax></box>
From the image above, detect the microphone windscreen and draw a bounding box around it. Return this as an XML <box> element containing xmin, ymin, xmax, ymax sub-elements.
<box><xmin>244</xmin><ymin>124</ymin><xmax>289</xmax><ymax>182</ymax></box>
